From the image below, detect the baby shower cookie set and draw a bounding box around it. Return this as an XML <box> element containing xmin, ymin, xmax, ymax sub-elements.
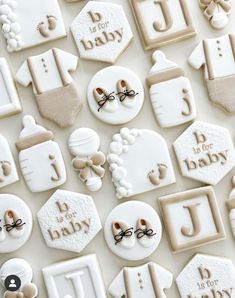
<box><xmin>1</xmin><ymin>0</ymin><xmax>235</xmax><ymax>298</ymax></box>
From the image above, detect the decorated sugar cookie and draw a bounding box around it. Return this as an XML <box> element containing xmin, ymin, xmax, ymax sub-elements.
<box><xmin>15</xmin><ymin>48</ymin><xmax>82</xmax><ymax>128</ymax></box>
<box><xmin>109</xmin><ymin>262</ymin><xmax>173</xmax><ymax>298</ymax></box>
<box><xmin>188</xmin><ymin>34</ymin><xmax>235</xmax><ymax>113</ymax></box>
<box><xmin>104</xmin><ymin>201</ymin><xmax>162</xmax><ymax>261</ymax></box>
<box><xmin>0</xmin><ymin>0</ymin><xmax>66</xmax><ymax>52</ymax></box>
<box><xmin>0</xmin><ymin>258</ymin><xmax>38</xmax><ymax>298</ymax></box>
<box><xmin>68</xmin><ymin>128</ymin><xmax>106</xmax><ymax>192</ymax></box>
<box><xmin>173</xmin><ymin>121</ymin><xmax>235</xmax><ymax>185</ymax></box>
<box><xmin>159</xmin><ymin>186</ymin><xmax>225</xmax><ymax>253</ymax></box>
<box><xmin>70</xmin><ymin>1</ymin><xmax>133</xmax><ymax>63</ymax></box>
<box><xmin>43</xmin><ymin>255</ymin><xmax>106</xmax><ymax>298</ymax></box>
<box><xmin>107</xmin><ymin>127</ymin><xmax>175</xmax><ymax>198</ymax></box>
<box><xmin>0</xmin><ymin>194</ymin><xmax>33</xmax><ymax>253</ymax></box>
<box><xmin>226</xmin><ymin>176</ymin><xmax>235</xmax><ymax>239</ymax></box>
<box><xmin>146</xmin><ymin>51</ymin><xmax>197</xmax><ymax>128</ymax></box>
<box><xmin>176</xmin><ymin>254</ymin><xmax>235</xmax><ymax>298</ymax></box>
<box><xmin>37</xmin><ymin>190</ymin><xmax>102</xmax><ymax>253</ymax></box>
<box><xmin>87</xmin><ymin>66</ymin><xmax>144</xmax><ymax>125</ymax></box>
<box><xmin>15</xmin><ymin>115</ymin><xmax>66</xmax><ymax>193</ymax></box>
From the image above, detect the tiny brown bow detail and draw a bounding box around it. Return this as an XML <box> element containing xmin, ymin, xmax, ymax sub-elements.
<box><xmin>72</xmin><ymin>152</ymin><xmax>106</xmax><ymax>181</ymax></box>
<box><xmin>200</xmin><ymin>0</ymin><xmax>231</xmax><ymax>18</ymax></box>
<box><xmin>4</xmin><ymin>283</ymin><xmax>38</xmax><ymax>298</ymax></box>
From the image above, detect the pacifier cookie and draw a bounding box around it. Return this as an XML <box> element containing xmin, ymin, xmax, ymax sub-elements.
<box><xmin>173</xmin><ymin>121</ymin><xmax>235</xmax><ymax>185</ymax></box>
<box><xmin>37</xmin><ymin>190</ymin><xmax>102</xmax><ymax>253</ymax></box>
<box><xmin>70</xmin><ymin>1</ymin><xmax>133</xmax><ymax>63</ymax></box>
<box><xmin>104</xmin><ymin>201</ymin><xmax>162</xmax><ymax>261</ymax></box>
<box><xmin>107</xmin><ymin>127</ymin><xmax>175</xmax><ymax>198</ymax></box>
<box><xmin>87</xmin><ymin>66</ymin><xmax>144</xmax><ymax>125</ymax></box>
<box><xmin>146</xmin><ymin>50</ymin><xmax>197</xmax><ymax>128</ymax></box>
<box><xmin>0</xmin><ymin>194</ymin><xmax>33</xmax><ymax>253</ymax></box>
<box><xmin>68</xmin><ymin>128</ymin><xmax>106</xmax><ymax>192</ymax></box>
<box><xmin>15</xmin><ymin>115</ymin><xmax>67</xmax><ymax>193</ymax></box>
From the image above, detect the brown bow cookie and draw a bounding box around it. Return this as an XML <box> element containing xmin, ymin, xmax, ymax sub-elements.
<box><xmin>200</xmin><ymin>0</ymin><xmax>231</xmax><ymax>19</ymax></box>
<box><xmin>4</xmin><ymin>283</ymin><xmax>38</xmax><ymax>298</ymax></box>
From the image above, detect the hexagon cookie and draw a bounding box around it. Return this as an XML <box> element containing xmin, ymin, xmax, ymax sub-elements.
<box><xmin>176</xmin><ymin>254</ymin><xmax>235</xmax><ymax>298</ymax></box>
<box><xmin>37</xmin><ymin>190</ymin><xmax>102</xmax><ymax>253</ymax></box>
<box><xmin>173</xmin><ymin>121</ymin><xmax>235</xmax><ymax>185</ymax></box>
<box><xmin>70</xmin><ymin>1</ymin><xmax>133</xmax><ymax>63</ymax></box>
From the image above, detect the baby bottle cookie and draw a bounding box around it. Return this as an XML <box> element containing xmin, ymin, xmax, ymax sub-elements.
<box><xmin>68</xmin><ymin>128</ymin><xmax>106</xmax><ymax>192</ymax></box>
<box><xmin>15</xmin><ymin>115</ymin><xmax>66</xmax><ymax>192</ymax></box>
<box><xmin>0</xmin><ymin>258</ymin><xmax>38</xmax><ymax>298</ymax></box>
<box><xmin>147</xmin><ymin>51</ymin><xmax>197</xmax><ymax>128</ymax></box>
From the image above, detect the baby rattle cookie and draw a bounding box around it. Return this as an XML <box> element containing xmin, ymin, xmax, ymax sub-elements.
<box><xmin>15</xmin><ymin>115</ymin><xmax>66</xmax><ymax>193</ymax></box>
<box><xmin>147</xmin><ymin>50</ymin><xmax>197</xmax><ymax>128</ymax></box>
<box><xmin>87</xmin><ymin>66</ymin><xmax>144</xmax><ymax>125</ymax></box>
<box><xmin>68</xmin><ymin>128</ymin><xmax>106</xmax><ymax>192</ymax></box>
<box><xmin>0</xmin><ymin>258</ymin><xmax>38</xmax><ymax>298</ymax></box>
<box><xmin>107</xmin><ymin>127</ymin><xmax>175</xmax><ymax>198</ymax></box>
<box><xmin>0</xmin><ymin>194</ymin><xmax>33</xmax><ymax>253</ymax></box>
<box><xmin>104</xmin><ymin>201</ymin><xmax>162</xmax><ymax>261</ymax></box>
<box><xmin>109</xmin><ymin>262</ymin><xmax>173</xmax><ymax>298</ymax></box>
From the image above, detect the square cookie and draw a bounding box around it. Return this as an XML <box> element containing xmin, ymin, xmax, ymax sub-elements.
<box><xmin>159</xmin><ymin>186</ymin><xmax>225</xmax><ymax>253</ymax></box>
<box><xmin>130</xmin><ymin>0</ymin><xmax>196</xmax><ymax>50</ymax></box>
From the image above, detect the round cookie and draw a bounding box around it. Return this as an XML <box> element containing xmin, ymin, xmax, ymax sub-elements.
<box><xmin>0</xmin><ymin>194</ymin><xmax>33</xmax><ymax>253</ymax></box>
<box><xmin>104</xmin><ymin>201</ymin><xmax>162</xmax><ymax>261</ymax></box>
<box><xmin>87</xmin><ymin>66</ymin><xmax>144</xmax><ymax>125</ymax></box>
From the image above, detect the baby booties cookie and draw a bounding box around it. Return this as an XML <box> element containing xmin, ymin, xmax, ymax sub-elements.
<box><xmin>15</xmin><ymin>115</ymin><xmax>66</xmax><ymax>192</ymax></box>
<box><xmin>68</xmin><ymin>128</ymin><xmax>106</xmax><ymax>192</ymax></box>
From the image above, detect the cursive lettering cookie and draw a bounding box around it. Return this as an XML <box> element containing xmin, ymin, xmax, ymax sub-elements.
<box><xmin>199</xmin><ymin>0</ymin><xmax>232</xmax><ymax>29</ymax></box>
<box><xmin>173</xmin><ymin>121</ymin><xmax>235</xmax><ymax>185</ymax></box>
<box><xmin>15</xmin><ymin>48</ymin><xmax>82</xmax><ymax>128</ymax></box>
<box><xmin>109</xmin><ymin>262</ymin><xmax>173</xmax><ymax>298</ymax></box>
<box><xmin>104</xmin><ymin>201</ymin><xmax>162</xmax><ymax>261</ymax></box>
<box><xmin>188</xmin><ymin>34</ymin><xmax>235</xmax><ymax>113</ymax></box>
<box><xmin>159</xmin><ymin>186</ymin><xmax>225</xmax><ymax>253</ymax></box>
<box><xmin>70</xmin><ymin>1</ymin><xmax>133</xmax><ymax>63</ymax></box>
<box><xmin>43</xmin><ymin>254</ymin><xmax>106</xmax><ymax>298</ymax></box>
<box><xmin>15</xmin><ymin>115</ymin><xmax>67</xmax><ymax>193</ymax></box>
<box><xmin>130</xmin><ymin>0</ymin><xmax>196</xmax><ymax>50</ymax></box>
<box><xmin>0</xmin><ymin>258</ymin><xmax>38</xmax><ymax>298</ymax></box>
<box><xmin>0</xmin><ymin>194</ymin><xmax>33</xmax><ymax>253</ymax></box>
<box><xmin>146</xmin><ymin>50</ymin><xmax>197</xmax><ymax>128</ymax></box>
<box><xmin>0</xmin><ymin>58</ymin><xmax>21</xmax><ymax>118</ymax></box>
<box><xmin>37</xmin><ymin>190</ymin><xmax>102</xmax><ymax>253</ymax></box>
<box><xmin>226</xmin><ymin>176</ymin><xmax>235</xmax><ymax>239</ymax></box>
<box><xmin>0</xmin><ymin>134</ymin><xmax>18</xmax><ymax>189</ymax></box>
<box><xmin>87</xmin><ymin>66</ymin><xmax>144</xmax><ymax>125</ymax></box>
<box><xmin>68</xmin><ymin>128</ymin><xmax>106</xmax><ymax>192</ymax></box>
<box><xmin>107</xmin><ymin>128</ymin><xmax>175</xmax><ymax>198</ymax></box>
<box><xmin>176</xmin><ymin>254</ymin><xmax>235</xmax><ymax>298</ymax></box>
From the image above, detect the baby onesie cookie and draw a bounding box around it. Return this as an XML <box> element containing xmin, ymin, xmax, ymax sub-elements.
<box><xmin>68</xmin><ymin>128</ymin><xmax>106</xmax><ymax>192</ymax></box>
<box><xmin>87</xmin><ymin>66</ymin><xmax>144</xmax><ymax>125</ymax></box>
<box><xmin>0</xmin><ymin>194</ymin><xmax>33</xmax><ymax>253</ymax></box>
<box><xmin>0</xmin><ymin>258</ymin><xmax>38</xmax><ymax>298</ymax></box>
<box><xmin>0</xmin><ymin>0</ymin><xmax>66</xmax><ymax>52</ymax></box>
<box><xmin>0</xmin><ymin>134</ymin><xmax>18</xmax><ymax>189</ymax></box>
<box><xmin>159</xmin><ymin>186</ymin><xmax>225</xmax><ymax>253</ymax></box>
<box><xmin>107</xmin><ymin>128</ymin><xmax>175</xmax><ymax>198</ymax></box>
<box><xmin>146</xmin><ymin>50</ymin><xmax>197</xmax><ymax>128</ymax></box>
<box><xmin>109</xmin><ymin>262</ymin><xmax>173</xmax><ymax>298</ymax></box>
<box><xmin>173</xmin><ymin>121</ymin><xmax>235</xmax><ymax>185</ymax></box>
<box><xmin>70</xmin><ymin>1</ymin><xmax>133</xmax><ymax>63</ymax></box>
<box><xmin>15</xmin><ymin>48</ymin><xmax>82</xmax><ymax>128</ymax></box>
<box><xmin>176</xmin><ymin>254</ymin><xmax>235</xmax><ymax>298</ymax></box>
<box><xmin>226</xmin><ymin>176</ymin><xmax>235</xmax><ymax>239</ymax></box>
<box><xmin>37</xmin><ymin>190</ymin><xmax>102</xmax><ymax>253</ymax></box>
<box><xmin>15</xmin><ymin>115</ymin><xmax>66</xmax><ymax>193</ymax></box>
<box><xmin>104</xmin><ymin>201</ymin><xmax>162</xmax><ymax>261</ymax></box>
<box><xmin>199</xmin><ymin>0</ymin><xmax>232</xmax><ymax>29</ymax></box>
<box><xmin>188</xmin><ymin>34</ymin><xmax>235</xmax><ymax>113</ymax></box>
<box><xmin>0</xmin><ymin>58</ymin><xmax>21</xmax><ymax>118</ymax></box>
<box><xmin>130</xmin><ymin>0</ymin><xmax>196</xmax><ymax>50</ymax></box>
<box><xmin>42</xmin><ymin>254</ymin><xmax>106</xmax><ymax>298</ymax></box>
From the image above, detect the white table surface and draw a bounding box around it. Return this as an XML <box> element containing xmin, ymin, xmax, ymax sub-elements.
<box><xmin>0</xmin><ymin>0</ymin><xmax>235</xmax><ymax>297</ymax></box>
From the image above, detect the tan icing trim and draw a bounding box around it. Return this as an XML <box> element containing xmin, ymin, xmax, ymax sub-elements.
<box><xmin>123</xmin><ymin>268</ymin><xmax>132</xmax><ymax>298</ymax></box>
<box><xmin>181</xmin><ymin>203</ymin><xmax>201</xmax><ymax>237</ymax></box>
<box><xmin>49</xmin><ymin>154</ymin><xmax>61</xmax><ymax>182</ymax></box>
<box><xmin>202</xmin><ymin>39</ymin><xmax>214</xmax><ymax>80</ymax></box>
<box><xmin>52</xmin><ymin>48</ymin><xmax>69</xmax><ymax>87</ymax></box>
<box><xmin>27</xmin><ymin>57</ymin><xmax>42</xmax><ymax>95</ymax></box>
<box><xmin>146</xmin><ymin>67</ymin><xmax>184</xmax><ymax>86</ymax></box>
<box><xmin>182</xmin><ymin>90</ymin><xmax>193</xmax><ymax>116</ymax></box>
<box><xmin>15</xmin><ymin>131</ymin><xmax>54</xmax><ymax>151</ymax></box>
<box><xmin>148</xmin><ymin>262</ymin><xmax>163</xmax><ymax>297</ymax></box>
<box><xmin>153</xmin><ymin>0</ymin><xmax>173</xmax><ymax>32</ymax></box>
<box><xmin>226</xmin><ymin>197</ymin><xmax>235</xmax><ymax>211</ymax></box>
<box><xmin>229</xmin><ymin>34</ymin><xmax>235</xmax><ymax>62</ymax></box>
